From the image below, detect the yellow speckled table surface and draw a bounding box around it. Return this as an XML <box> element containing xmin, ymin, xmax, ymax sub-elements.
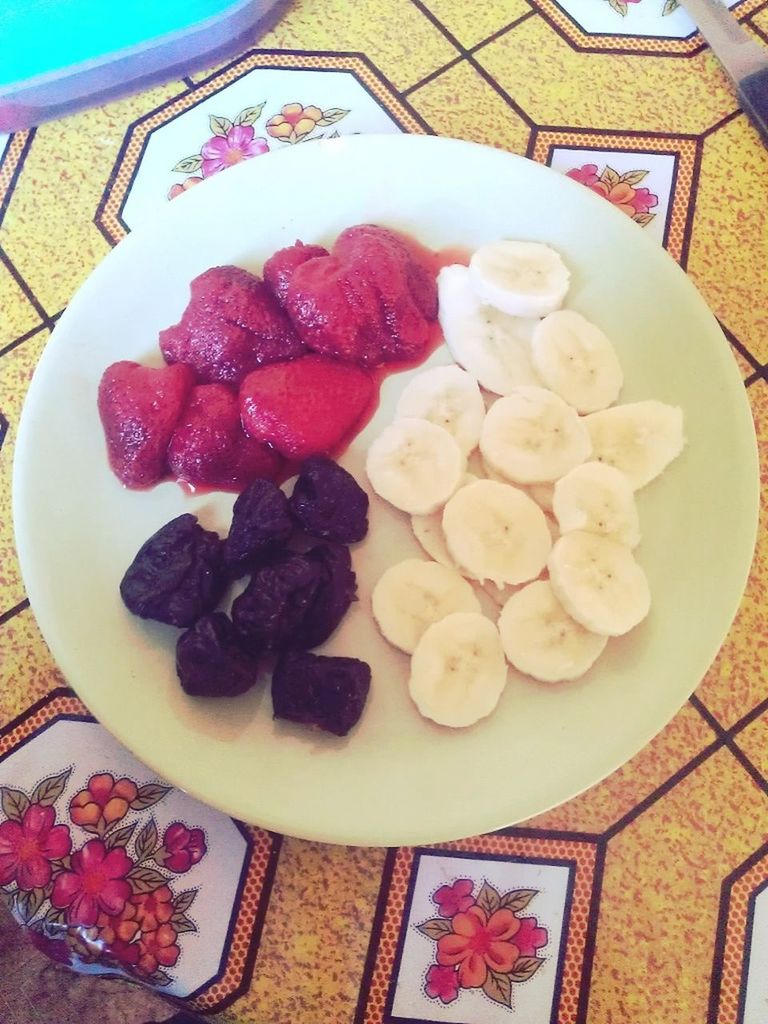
<box><xmin>1</xmin><ymin>1</ymin><xmax>767</xmax><ymax>1023</ymax></box>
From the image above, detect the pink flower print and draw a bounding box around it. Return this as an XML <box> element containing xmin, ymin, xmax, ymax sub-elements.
<box><xmin>155</xmin><ymin>822</ymin><xmax>206</xmax><ymax>873</ymax></box>
<box><xmin>0</xmin><ymin>804</ymin><xmax>72</xmax><ymax>891</ymax></box>
<box><xmin>433</xmin><ymin>878</ymin><xmax>475</xmax><ymax>918</ymax></box>
<box><xmin>201</xmin><ymin>124</ymin><xmax>269</xmax><ymax>177</ymax></box>
<box><xmin>566</xmin><ymin>163</ymin><xmax>600</xmax><ymax>187</ymax></box>
<box><xmin>514</xmin><ymin>916</ymin><xmax>549</xmax><ymax>957</ymax></box>
<box><xmin>51</xmin><ymin>839</ymin><xmax>133</xmax><ymax>928</ymax></box>
<box><xmin>425</xmin><ymin>963</ymin><xmax>460</xmax><ymax>1003</ymax></box>
<box><xmin>629</xmin><ymin>187</ymin><xmax>658</xmax><ymax>216</ymax></box>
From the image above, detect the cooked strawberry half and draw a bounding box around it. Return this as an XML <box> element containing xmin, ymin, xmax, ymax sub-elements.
<box><xmin>98</xmin><ymin>361</ymin><xmax>195</xmax><ymax>487</ymax></box>
<box><xmin>160</xmin><ymin>265</ymin><xmax>305</xmax><ymax>385</ymax></box>
<box><xmin>284</xmin><ymin>224</ymin><xmax>438</xmax><ymax>366</ymax></box>
<box><xmin>240</xmin><ymin>355</ymin><xmax>375</xmax><ymax>460</ymax></box>
<box><xmin>263</xmin><ymin>241</ymin><xmax>329</xmax><ymax>306</ymax></box>
<box><xmin>167</xmin><ymin>383</ymin><xmax>284</xmax><ymax>491</ymax></box>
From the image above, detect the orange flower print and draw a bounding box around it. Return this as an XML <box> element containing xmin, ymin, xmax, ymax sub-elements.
<box><xmin>97</xmin><ymin>900</ymin><xmax>140</xmax><ymax>947</ymax></box>
<box><xmin>168</xmin><ymin>176</ymin><xmax>203</xmax><ymax>200</ymax></box>
<box><xmin>566</xmin><ymin>163</ymin><xmax>658</xmax><ymax>226</ymax></box>
<box><xmin>131</xmin><ymin>885</ymin><xmax>174</xmax><ymax>932</ymax></box>
<box><xmin>266</xmin><ymin>102</ymin><xmax>324</xmax><ymax>142</ymax></box>
<box><xmin>436</xmin><ymin>905</ymin><xmax>520</xmax><ymax>988</ymax></box>
<box><xmin>418</xmin><ymin>879</ymin><xmax>548</xmax><ymax>1008</ymax></box>
<box><xmin>69</xmin><ymin>773</ymin><xmax>138</xmax><ymax>833</ymax></box>
<box><xmin>137</xmin><ymin>924</ymin><xmax>181</xmax><ymax>974</ymax></box>
<box><xmin>592</xmin><ymin>178</ymin><xmax>638</xmax><ymax>216</ymax></box>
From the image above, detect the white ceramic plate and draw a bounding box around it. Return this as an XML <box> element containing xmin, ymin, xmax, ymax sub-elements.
<box><xmin>13</xmin><ymin>135</ymin><xmax>758</xmax><ymax>846</ymax></box>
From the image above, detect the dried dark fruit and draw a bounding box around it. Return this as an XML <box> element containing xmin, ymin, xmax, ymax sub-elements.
<box><xmin>231</xmin><ymin>551</ymin><xmax>322</xmax><ymax>650</ymax></box>
<box><xmin>291</xmin><ymin>543</ymin><xmax>357</xmax><ymax>649</ymax></box>
<box><xmin>224</xmin><ymin>479</ymin><xmax>293</xmax><ymax>577</ymax></box>
<box><xmin>120</xmin><ymin>514</ymin><xmax>226</xmax><ymax>627</ymax></box>
<box><xmin>176</xmin><ymin>613</ymin><xmax>260</xmax><ymax>697</ymax></box>
<box><xmin>289</xmin><ymin>456</ymin><xmax>369</xmax><ymax>542</ymax></box>
<box><xmin>272</xmin><ymin>651</ymin><xmax>371</xmax><ymax>736</ymax></box>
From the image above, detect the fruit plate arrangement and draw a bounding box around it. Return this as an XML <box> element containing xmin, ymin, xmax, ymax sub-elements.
<box><xmin>13</xmin><ymin>135</ymin><xmax>758</xmax><ymax>847</ymax></box>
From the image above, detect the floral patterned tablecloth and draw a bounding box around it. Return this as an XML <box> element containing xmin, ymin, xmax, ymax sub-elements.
<box><xmin>1</xmin><ymin>1</ymin><xmax>768</xmax><ymax>1022</ymax></box>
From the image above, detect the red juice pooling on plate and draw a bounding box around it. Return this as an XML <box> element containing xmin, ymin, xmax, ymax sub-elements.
<box><xmin>97</xmin><ymin>224</ymin><xmax>451</xmax><ymax>494</ymax></box>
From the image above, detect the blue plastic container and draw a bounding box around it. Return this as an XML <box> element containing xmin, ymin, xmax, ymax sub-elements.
<box><xmin>0</xmin><ymin>0</ymin><xmax>281</xmax><ymax>131</ymax></box>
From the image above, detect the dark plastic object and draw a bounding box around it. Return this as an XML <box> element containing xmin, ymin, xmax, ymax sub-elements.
<box><xmin>0</xmin><ymin>0</ymin><xmax>282</xmax><ymax>132</ymax></box>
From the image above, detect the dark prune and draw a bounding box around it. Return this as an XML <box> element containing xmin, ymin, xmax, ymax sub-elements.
<box><xmin>289</xmin><ymin>456</ymin><xmax>369</xmax><ymax>542</ymax></box>
<box><xmin>176</xmin><ymin>613</ymin><xmax>260</xmax><ymax>697</ymax></box>
<box><xmin>272</xmin><ymin>651</ymin><xmax>371</xmax><ymax>736</ymax></box>
<box><xmin>120</xmin><ymin>514</ymin><xmax>226</xmax><ymax>627</ymax></box>
<box><xmin>291</xmin><ymin>543</ymin><xmax>357</xmax><ymax>649</ymax></box>
<box><xmin>231</xmin><ymin>551</ymin><xmax>322</xmax><ymax>650</ymax></box>
<box><xmin>224</xmin><ymin>478</ymin><xmax>293</xmax><ymax>577</ymax></box>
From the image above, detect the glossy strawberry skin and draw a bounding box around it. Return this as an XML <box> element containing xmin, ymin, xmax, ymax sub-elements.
<box><xmin>239</xmin><ymin>354</ymin><xmax>375</xmax><ymax>460</ymax></box>
<box><xmin>98</xmin><ymin>360</ymin><xmax>195</xmax><ymax>487</ymax></box>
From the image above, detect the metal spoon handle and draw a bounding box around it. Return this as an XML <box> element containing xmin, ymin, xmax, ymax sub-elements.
<box><xmin>679</xmin><ymin>0</ymin><xmax>768</xmax><ymax>143</ymax></box>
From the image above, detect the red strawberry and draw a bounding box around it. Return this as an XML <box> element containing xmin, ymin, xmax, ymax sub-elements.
<box><xmin>167</xmin><ymin>383</ymin><xmax>284</xmax><ymax>491</ymax></box>
<box><xmin>160</xmin><ymin>265</ymin><xmax>305</xmax><ymax>385</ymax></box>
<box><xmin>284</xmin><ymin>224</ymin><xmax>437</xmax><ymax>366</ymax></box>
<box><xmin>98</xmin><ymin>361</ymin><xmax>195</xmax><ymax>487</ymax></box>
<box><xmin>240</xmin><ymin>355</ymin><xmax>375</xmax><ymax>460</ymax></box>
<box><xmin>263</xmin><ymin>241</ymin><xmax>329</xmax><ymax>305</ymax></box>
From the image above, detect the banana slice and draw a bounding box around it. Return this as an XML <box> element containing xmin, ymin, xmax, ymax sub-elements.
<box><xmin>411</xmin><ymin>474</ymin><xmax>479</xmax><ymax>571</ymax></box>
<box><xmin>372</xmin><ymin>558</ymin><xmax>481</xmax><ymax>654</ymax></box>
<box><xmin>480</xmin><ymin>386</ymin><xmax>592</xmax><ymax>484</ymax></box>
<box><xmin>548</xmin><ymin>531</ymin><xmax>651</xmax><ymax>637</ymax></box>
<box><xmin>366</xmin><ymin>417</ymin><xmax>465</xmax><ymax>515</ymax></box>
<box><xmin>442</xmin><ymin>479</ymin><xmax>552</xmax><ymax>587</ymax></box>
<box><xmin>469</xmin><ymin>240</ymin><xmax>570</xmax><ymax>318</ymax></box>
<box><xmin>412</xmin><ymin>510</ymin><xmax>453</xmax><ymax>568</ymax></box>
<box><xmin>408</xmin><ymin>612</ymin><xmax>508</xmax><ymax>728</ymax></box>
<box><xmin>481</xmin><ymin>455</ymin><xmax>555</xmax><ymax>516</ymax></box>
<box><xmin>395</xmin><ymin>365</ymin><xmax>486</xmax><ymax>456</ymax></box>
<box><xmin>553</xmin><ymin>461</ymin><xmax>640</xmax><ymax>548</ymax></box>
<box><xmin>498</xmin><ymin>579</ymin><xmax>608</xmax><ymax>682</ymax></box>
<box><xmin>584</xmin><ymin>400</ymin><xmax>685</xmax><ymax>489</ymax></box>
<box><xmin>531</xmin><ymin>310</ymin><xmax>623</xmax><ymax>413</ymax></box>
<box><xmin>437</xmin><ymin>264</ymin><xmax>541</xmax><ymax>396</ymax></box>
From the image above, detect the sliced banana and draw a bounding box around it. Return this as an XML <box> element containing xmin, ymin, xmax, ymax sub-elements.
<box><xmin>437</xmin><ymin>264</ymin><xmax>541</xmax><ymax>396</ymax></box>
<box><xmin>553</xmin><ymin>461</ymin><xmax>640</xmax><ymax>548</ymax></box>
<box><xmin>411</xmin><ymin>474</ymin><xmax>478</xmax><ymax>571</ymax></box>
<box><xmin>531</xmin><ymin>310</ymin><xmax>623</xmax><ymax>413</ymax></box>
<box><xmin>481</xmin><ymin>457</ymin><xmax>555</xmax><ymax>515</ymax></box>
<box><xmin>412</xmin><ymin>510</ymin><xmax>454</xmax><ymax>568</ymax></box>
<box><xmin>584</xmin><ymin>400</ymin><xmax>685</xmax><ymax>490</ymax></box>
<box><xmin>469</xmin><ymin>240</ymin><xmax>570</xmax><ymax>318</ymax></box>
<box><xmin>480</xmin><ymin>386</ymin><xmax>592</xmax><ymax>484</ymax></box>
<box><xmin>395</xmin><ymin>365</ymin><xmax>486</xmax><ymax>456</ymax></box>
<box><xmin>548</xmin><ymin>531</ymin><xmax>651</xmax><ymax>637</ymax></box>
<box><xmin>442</xmin><ymin>479</ymin><xmax>552</xmax><ymax>587</ymax></box>
<box><xmin>498</xmin><ymin>580</ymin><xmax>608</xmax><ymax>683</ymax></box>
<box><xmin>366</xmin><ymin>417</ymin><xmax>465</xmax><ymax>515</ymax></box>
<box><xmin>408</xmin><ymin>612</ymin><xmax>508</xmax><ymax>728</ymax></box>
<box><xmin>371</xmin><ymin>559</ymin><xmax>481</xmax><ymax>655</ymax></box>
